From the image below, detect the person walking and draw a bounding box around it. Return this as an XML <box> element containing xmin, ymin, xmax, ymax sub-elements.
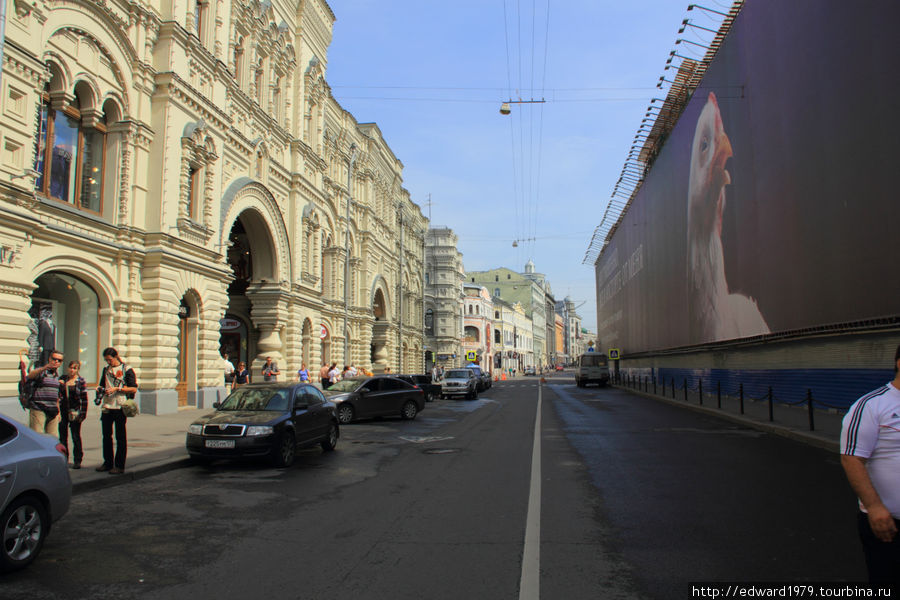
<box><xmin>59</xmin><ymin>360</ymin><xmax>88</xmax><ymax>469</ymax></box>
<box><xmin>262</xmin><ymin>356</ymin><xmax>280</xmax><ymax>382</ymax></box>
<box><xmin>295</xmin><ymin>363</ymin><xmax>310</xmax><ymax>383</ymax></box>
<box><xmin>25</xmin><ymin>349</ymin><xmax>64</xmax><ymax>435</ymax></box>
<box><xmin>95</xmin><ymin>347</ymin><xmax>137</xmax><ymax>475</ymax></box>
<box><xmin>232</xmin><ymin>361</ymin><xmax>249</xmax><ymax>390</ymax></box>
<box><xmin>328</xmin><ymin>362</ymin><xmax>340</xmax><ymax>386</ymax></box>
<box><xmin>320</xmin><ymin>362</ymin><xmax>331</xmax><ymax>388</ymax></box>
<box><xmin>840</xmin><ymin>344</ymin><xmax>900</xmax><ymax>584</ymax></box>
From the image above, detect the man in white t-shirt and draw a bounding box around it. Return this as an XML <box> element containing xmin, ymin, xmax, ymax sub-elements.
<box><xmin>840</xmin><ymin>344</ymin><xmax>900</xmax><ymax>584</ymax></box>
<box><xmin>222</xmin><ymin>352</ymin><xmax>235</xmax><ymax>385</ymax></box>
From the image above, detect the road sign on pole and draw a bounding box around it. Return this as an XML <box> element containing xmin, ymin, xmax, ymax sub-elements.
<box><xmin>608</xmin><ymin>348</ymin><xmax>620</xmax><ymax>360</ymax></box>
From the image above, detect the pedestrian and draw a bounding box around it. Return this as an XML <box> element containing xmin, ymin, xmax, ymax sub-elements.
<box><xmin>95</xmin><ymin>347</ymin><xmax>137</xmax><ymax>475</ymax></box>
<box><xmin>232</xmin><ymin>361</ymin><xmax>249</xmax><ymax>390</ymax></box>
<box><xmin>295</xmin><ymin>363</ymin><xmax>310</xmax><ymax>383</ymax></box>
<box><xmin>59</xmin><ymin>360</ymin><xmax>88</xmax><ymax>469</ymax></box>
<box><xmin>328</xmin><ymin>362</ymin><xmax>340</xmax><ymax>386</ymax></box>
<box><xmin>262</xmin><ymin>356</ymin><xmax>280</xmax><ymax>382</ymax></box>
<box><xmin>839</xmin><ymin>343</ymin><xmax>900</xmax><ymax>584</ymax></box>
<box><xmin>347</xmin><ymin>364</ymin><xmax>358</xmax><ymax>377</ymax></box>
<box><xmin>25</xmin><ymin>349</ymin><xmax>64</xmax><ymax>435</ymax></box>
<box><xmin>222</xmin><ymin>351</ymin><xmax>235</xmax><ymax>385</ymax></box>
<box><xmin>320</xmin><ymin>362</ymin><xmax>331</xmax><ymax>388</ymax></box>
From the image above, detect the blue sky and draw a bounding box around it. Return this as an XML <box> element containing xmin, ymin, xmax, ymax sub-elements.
<box><xmin>325</xmin><ymin>1</ymin><xmax>730</xmax><ymax>330</ymax></box>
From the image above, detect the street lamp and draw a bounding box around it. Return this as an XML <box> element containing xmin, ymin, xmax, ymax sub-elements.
<box><xmin>344</xmin><ymin>143</ymin><xmax>358</xmax><ymax>367</ymax></box>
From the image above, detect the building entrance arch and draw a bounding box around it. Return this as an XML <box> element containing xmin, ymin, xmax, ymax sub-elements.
<box><xmin>219</xmin><ymin>184</ymin><xmax>291</xmax><ymax>379</ymax></box>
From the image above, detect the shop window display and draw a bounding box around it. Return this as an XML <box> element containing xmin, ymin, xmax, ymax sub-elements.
<box><xmin>28</xmin><ymin>273</ymin><xmax>100</xmax><ymax>382</ymax></box>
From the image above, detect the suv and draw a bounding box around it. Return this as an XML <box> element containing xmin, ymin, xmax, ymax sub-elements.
<box><xmin>575</xmin><ymin>353</ymin><xmax>610</xmax><ymax>387</ymax></box>
<box><xmin>441</xmin><ymin>369</ymin><xmax>479</xmax><ymax>400</ymax></box>
<box><xmin>465</xmin><ymin>365</ymin><xmax>492</xmax><ymax>391</ymax></box>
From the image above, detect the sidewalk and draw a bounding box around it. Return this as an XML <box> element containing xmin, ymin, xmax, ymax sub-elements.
<box><xmin>613</xmin><ymin>382</ymin><xmax>844</xmax><ymax>452</ymax></box>
<box><xmin>0</xmin><ymin>406</ymin><xmax>212</xmax><ymax>495</ymax></box>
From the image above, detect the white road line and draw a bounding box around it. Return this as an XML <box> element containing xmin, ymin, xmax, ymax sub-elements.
<box><xmin>519</xmin><ymin>383</ymin><xmax>542</xmax><ymax>600</ymax></box>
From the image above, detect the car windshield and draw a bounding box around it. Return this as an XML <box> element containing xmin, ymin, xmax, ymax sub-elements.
<box><xmin>445</xmin><ymin>370</ymin><xmax>470</xmax><ymax>378</ymax></box>
<box><xmin>581</xmin><ymin>354</ymin><xmax>608</xmax><ymax>367</ymax></box>
<box><xmin>219</xmin><ymin>388</ymin><xmax>290</xmax><ymax>411</ymax></box>
<box><xmin>327</xmin><ymin>378</ymin><xmax>365</xmax><ymax>392</ymax></box>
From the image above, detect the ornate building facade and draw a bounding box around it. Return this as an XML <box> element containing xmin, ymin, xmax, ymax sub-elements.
<box><xmin>423</xmin><ymin>227</ymin><xmax>464</xmax><ymax>371</ymax></box>
<box><xmin>0</xmin><ymin>0</ymin><xmax>426</xmax><ymax>415</ymax></box>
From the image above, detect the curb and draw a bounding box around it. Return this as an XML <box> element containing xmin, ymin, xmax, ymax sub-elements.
<box><xmin>72</xmin><ymin>457</ymin><xmax>194</xmax><ymax>495</ymax></box>
<box><xmin>613</xmin><ymin>385</ymin><xmax>840</xmax><ymax>453</ymax></box>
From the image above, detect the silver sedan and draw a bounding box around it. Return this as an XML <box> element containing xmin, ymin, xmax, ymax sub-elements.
<box><xmin>0</xmin><ymin>414</ymin><xmax>72</xmax><ymax>572</ymax></box>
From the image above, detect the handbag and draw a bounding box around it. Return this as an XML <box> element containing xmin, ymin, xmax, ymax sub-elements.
<box><xmin>120</xmin><ymin>399</ymin><xmax>139</xmax><ymax>418</ymax></box>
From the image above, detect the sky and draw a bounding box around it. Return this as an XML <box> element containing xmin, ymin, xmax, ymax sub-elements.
<box><xmin>324</xmin><ymin>0</ymin><xmax>732</xmax><ymax>331</ymax></box>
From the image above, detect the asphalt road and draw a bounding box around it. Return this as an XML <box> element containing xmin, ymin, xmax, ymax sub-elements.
<box><xmin>1</xmin><ymin>374</ymin><xmax>867</xmax><ymax>599</ymax></box>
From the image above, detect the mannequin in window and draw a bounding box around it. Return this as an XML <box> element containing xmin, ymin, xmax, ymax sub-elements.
<box><xmin>38</xmin><ymin>308</ymin><xmax>56</xmax><ymax>365</ymax></box>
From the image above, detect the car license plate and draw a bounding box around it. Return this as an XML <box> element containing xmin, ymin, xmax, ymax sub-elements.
<box><xmin>205</xmin><ymin>439</ymin><xmax>235</xmax><ymax>449</ymax></box>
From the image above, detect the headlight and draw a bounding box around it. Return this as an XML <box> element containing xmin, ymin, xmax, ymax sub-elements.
<box><xmin>246</xmin><ymin>426</ymin><xmax>274</xmax><ymax>437</ymax></box>
<box><xmin>188</xmin><ymin>424</ymin><xmax>203</xmax><ymax>435</ymax></box>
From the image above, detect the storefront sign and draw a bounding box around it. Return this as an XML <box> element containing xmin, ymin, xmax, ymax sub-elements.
<box><xmin>320</xmin><ymin>325</ymin><xmax>328</xmax><ymax>339</ymax></box>
<box><xmin>219</xmin><ymin>318</ymin><xmax>242</xmax><ymax>331</ymax></box>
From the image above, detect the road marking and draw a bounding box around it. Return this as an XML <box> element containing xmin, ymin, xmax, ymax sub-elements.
<box><xmin>519</xmin><ymin>383</ymin><xmax>541</xmax><ymax>600</ymax></box>
<box><xmin>398</xmin><ymin>435</ymin><xmax>455</xmax><ymax>444</ymax></box>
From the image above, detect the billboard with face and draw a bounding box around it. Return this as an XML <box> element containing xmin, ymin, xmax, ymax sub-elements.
<box><xmin>595</xmin><ymin>0</ymin><xmax>900</xmax><ymax>353</ymax></box>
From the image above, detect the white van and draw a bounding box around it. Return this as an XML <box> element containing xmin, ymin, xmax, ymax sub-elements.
<box><xmin>575</xmin><ymin>353</ymin><xmax>610</xmax><ymax>387</ymax></box>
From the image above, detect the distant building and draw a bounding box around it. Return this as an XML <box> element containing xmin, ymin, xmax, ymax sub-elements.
<box><xmin>424</xmin><ymin>228</ymin><xmax>465</xmax><ymax>371</ymax></box>
<box><xmin>555</xmin><ymin>296</ymin><xmax>583</xmax><ymax>364</ymax></box>
<box><xmin>462</xmin><ymin>284</ymin><xmax>493</xmax><ymax>372</ymax></box>
<box><xmin>493</xmin><ymin>297</ymin><xmax>534</xmax><ymax>374</ymax></box>
<box><xmin>467</xmin><ymin>261</ymin><xmax>554</xmax><ymax>369</ymax></box>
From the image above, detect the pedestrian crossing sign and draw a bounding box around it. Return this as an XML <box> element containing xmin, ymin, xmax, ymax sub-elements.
<box><xmin>608</xmin><ymin>348</ymin><xmax>620</xmax><ymax>360</ymax></box>
<box><xmin>466</xmin><ymin>351</ymin><xmax>477</xmax><ymax>362</ymax></box>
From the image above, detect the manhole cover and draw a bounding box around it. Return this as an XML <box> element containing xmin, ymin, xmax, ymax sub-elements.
<box><xmin>423</xmin><ymin>448</ymin><xmax>461</xmax><ymax>455</ymax></box>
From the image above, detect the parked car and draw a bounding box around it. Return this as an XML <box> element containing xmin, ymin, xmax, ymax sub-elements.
<box><xmin>523</xmin><ymin>366</ymin><xmax>536</xmax><ymax>376</ymax></box>
<box><xmin>395</xmin><ymin>374</ymin><xmax>441</xmax><ymax>402</ymax></box>
<box><xmin>441</xmin><ymin>368</ymin><xmax>479</xmax><ymax>400</ymax></box>
<box><xmin>555</xmin><ymin>364</ymin><xmax>564</xmax><ymax>371</ymax></box>
<box><xmin>465</xmin><ymin>365</ymin><xmax>492</xmax><ymax>391</ymax></box>
<box><xmin>0</xmin><ymin>414</ymin><xmax>71</xmax><ymax>572</ymax></box>
<box><xmin>323</xmin><ymin>376</ymin><xmax>425</xmax><ymax>424</ymax></box>
<box><xmin>186</xmin><ymin>383</ymin><xmax>339</xmax><ymax>467</ymax></box>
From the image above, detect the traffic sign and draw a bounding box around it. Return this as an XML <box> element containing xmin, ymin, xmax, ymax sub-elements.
<box><xmin>608</xmin><ymin>348</ymin><xmax>620</xmax><ymax>360</ymax></box>
<box><xmin>466</xmin><ymin>351</ymin><xmax>477</xmax><ymax>362</ymax></box>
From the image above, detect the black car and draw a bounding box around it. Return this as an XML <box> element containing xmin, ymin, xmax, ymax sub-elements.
<box><xmin>395</xmin><ymin>374</ymin><xmax>440</xmax><ymax>402</ymax></box>
<box><xmin>322</xmin><ymin>376</ymin><xmax>425</xmax><ymax>424</ymax></box>
<box><xmin>186</xmin><ymin>383</ymin><xmax>339</xmax><ymax>467</ymax></box>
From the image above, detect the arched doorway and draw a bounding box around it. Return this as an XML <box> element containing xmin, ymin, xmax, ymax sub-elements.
<box><xmin>219</xmin><ymin>204</ymin><xmax>285</xmax><ymax>379</ymax></box>
<box><xmin>370</xmin><ymin>286</ymin><xmax>389</xmax><ymax>372</ymax></box>
<box><xmin>28</xmin><ymin>272</ymin><xmax>101</xmax><ymax>383</ymax></box>
<box><xmin>176</xmin><ymin>293</ymin><xmax>200</xmax><ymax>407</ymax></box>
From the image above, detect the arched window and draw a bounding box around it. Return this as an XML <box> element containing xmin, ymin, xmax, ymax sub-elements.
<box><xmin>34</xmin><ymin>85</ymin><xmax>107</xmax><ymax>213</ymax></box>
<box><xmin>494</xmin><ymin>329</ymin><xmax>501</xmax><ymax>344</ymax></box>
<box><xmin>425</xmin><ymin>308</ymin><xmax>434</xmax><ymax>336</ymax></box>
<box><xmin>194</xmin><ymin>0</ymin><xmax>208</xmax><ymax>42</ymax></box>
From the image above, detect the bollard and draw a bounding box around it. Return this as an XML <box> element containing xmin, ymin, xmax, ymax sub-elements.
<box><xmin>698</xmin><ymin>379</ymin><xmax>703</xmax><ymax>406</ymax></box>
<box><xmin>807</xmin><ymin>389</ymin><xmax>815</xmax><ymax>431</ymax></box>
<box><xmin>717</xmin><ymin>380</ymin><xmax>721</xmax><ymax>409</ymax></box>
<box><xmin>739</xmin><ymin>383</ymin><xmax>744</xmax><ymax>415</ymax></box>
<box><xmin>654</xmin><ymin>377</ymin><xmax>657</xmax><ymax>395</ymax></box>
<box><xmin>683</xmin><ymin>378</ymin><xmax>688</xmax><ymax>402</ymax></box>
<box><xmin>767</xmin><ymin>386</ymin><xmax>774</xmax><ymax>422</ymax></box>
<box><xmin>671</xmin><ymin>377</ymin><xmax>676</xmax><ymax>399</ymax></box>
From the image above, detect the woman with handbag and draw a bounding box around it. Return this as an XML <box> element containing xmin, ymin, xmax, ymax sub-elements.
<box><xmin>59</xmin><ymin>360</ymin><xmax>88</xmax><ymax>469</ymax></box>
<box><xmin>95</xmin><ymin>347</ymin><xmax>138</xmax><ymax>475</ymax></box>
<box><xmin>232</xmin><ymin>361</ymin><xmax>249</xmax><ymax>390</ymax></box>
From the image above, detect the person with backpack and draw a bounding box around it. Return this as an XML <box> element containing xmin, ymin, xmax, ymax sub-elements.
<box><xmin>25</xmin><ymin>349</ymin><xmax>64</xmax><ymax>435</ymax></box>
<box><xmin>95</xmin><ymin>347</ymin><xmax>137</xmax><ymax>475</ymax></box>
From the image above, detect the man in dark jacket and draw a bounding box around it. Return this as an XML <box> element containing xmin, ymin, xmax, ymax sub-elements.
<box><xmin>26</xmin><ymin>349</ymin><xmax>64</xmax><ymax>434</ymax></box>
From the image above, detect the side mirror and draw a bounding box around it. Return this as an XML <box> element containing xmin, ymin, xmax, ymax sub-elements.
<box><xmin>294</xmin><ymin>403</ymin><xmax>308</xmax><ymax>411</ymax></box>
<box><xmin>213</xmin><ymin>402</ymin><xmax>221</xmax><ymax>409</ymax></box>
<box><xmin>359</xmin><ymin>387</ymin><xmax>370</xmax><ymax>395</ymax></box>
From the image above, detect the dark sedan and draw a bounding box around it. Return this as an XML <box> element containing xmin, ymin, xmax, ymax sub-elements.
<box><xmin>394</xmin><ymin>374</ymin><xmax>440</xmax><ymax>402</ymax></box>
<box><xmin>322</xmin><ymin>376</ymin><xmax>425</xmax><ymax>424</ymax></box>
<box><xmin>185</xmin><ymin>383</ymin><xmax>339</xmax><ymax>467</ymax></box>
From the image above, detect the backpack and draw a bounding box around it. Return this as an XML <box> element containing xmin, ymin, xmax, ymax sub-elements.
<box><xmin>17</xmin><ymin>359</ymin><xmax>36</xmax><ymax>410</ymax></box>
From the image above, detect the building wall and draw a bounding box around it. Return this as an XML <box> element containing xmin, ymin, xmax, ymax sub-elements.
<box><xmin>0</xmin><ymin>0</ymin><xmax>426</xmax><ymax>415</ymax></box>
<box><xmin>424</xmin><ymin>227</ymin><xmax>464</xmax><ymax>369</ymax></box>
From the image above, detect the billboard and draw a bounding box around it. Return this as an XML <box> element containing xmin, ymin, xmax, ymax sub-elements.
<box><xmin>596</xmin><ymin>0</ymin><xmax>900</xmax><ymax>353</ymax></box>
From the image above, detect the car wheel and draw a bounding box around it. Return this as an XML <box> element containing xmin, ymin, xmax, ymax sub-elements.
<box><xmin>401</xmin><ymin>400</ymin><xmax>418</xmax><ymax>420</ymax></box>
<box><xmin>273</xmin><ymin>430</ymin><xmax>296</xmax><ymax>468</ymax></box>
<box><xmin>337</xmin><ymin>404</ymin><xmax>355</xmax><ymax>425</ymax></box>
<box><xmin>321</xmin><ymin>422</ymin><xmax>338</xmax><ymax>452</ymax></box>
<box><xmin>0</xmin><ymin>495</ymin><xmax>49</xmax><ymax>573</ymax></box>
